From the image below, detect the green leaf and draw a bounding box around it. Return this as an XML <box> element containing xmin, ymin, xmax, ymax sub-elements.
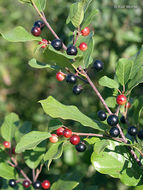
<box><xmin>115</xmin><ymin>58</ymin><xmax>133</xmax><ymax>86</ymax></box>
<box><xmin>34</xmin><ymin>0</ymin><xmax>46</xmax><ymax>11</ymax></box>
<box><xmin>15</xmin><ymin>131</ymin><xmax>51</xmax><ymax>153</ymax></box>
<box><xmin>0</xmin><ymin>26</ymin><xmax>42</xmax><ymax>42</ymax></box>
<box><xmin>1</xmin><ymin>113</ymin><xmax>20</xmax><ymax>142</ymax></box>
<box><xmin>28</xmin><ymin>58</ymin><xmax>59</xmax><ymax>70</ymax></box>
<box><xmin>99</xmin><ymin>76</ymin><xmax>119</xmax><ymax>89</ymax></box>
<box><xmin>84</xmin><ymin>137</ymin><xmax>100</xmax><ymax>145</ymax></box>
<box><xmin>94</xmin><ymin>140</ymin><xmax>110</xmax><ymax>154</ymax></box>
<box><xmin>50</xmin><ymin>179</ymin><xmax>79</xmax><ymax>190</ymax></box>
<box><xmin>39</xmin><ymin>96</ymin><xmax>106</xmax><ymax>131</ymax></box>
<box><xmin>105</xmin><ymin>97</ymin><xmax>117</xmax><ymax>108</ymax></box>
<box><xmin>19</xmin><ymin>0</ymin><xmax>31</xmax><ymax>3</ymax></box>
<box><xmin>0</xmin><ymin>163</ymin><xmax>16</xmax><ymax>180</ymax></box>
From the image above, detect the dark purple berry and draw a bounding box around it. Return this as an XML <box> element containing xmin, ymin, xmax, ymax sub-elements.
<box><xmin>51</xmin><ymin>39</ymin><xmax>63</xmax><ymax>50</ymax></box>
<box><xmin>109</xmin><ymin>127</ymin><xmax>120</xmax><ymax>137</ymax></box>
<box><xmin>66</xmin><ymin>74</ymin><xmax>77</xmax><ymax>84</ymax></box>
<box><xmin>97</xmin><ymin>110</ymin><xmax>107</xmax><ymax>121</ymax></box>
<box><xmin>93</xmin><ymin>60</ymin><xmax>104</xmax><ymax>71</ymax></box>
<box><xmin>31</xmin><ymin>27</ymin><xmax>41</xmax><ymax>36</ymax></box>
<box><xmin>120</xmin><ymin>116</ymin><xmax>126</xmax><ymax>124</ymax></box>
<box><xmin>128</xmin><ymin>126</ymin><xmax>138</xmax><ymax>136</ymax></box>
<box><xmin>107</xmin><ymin>115</ymin><xmax>118</xmax><ymax>126</ymax></box>
<box><xmin>9</xmin><ymin>179</ymin><xmax>16</xmax><ymax>187</ymax></box>
<box><xmin>138</xmin><ymin>130</ymin><xmax>143</xmax><ymax>140</ymax></box>
<box><xmin>72</xmin><ymin>85</ymin><xmax>83</xmax><ymax>95</ymax></box>
<box><xmin>76</xmin><ymin>142</ymin><xmax>86</xmax><ymax>152</ymax></box>
<box><xmin>34</xmin><ymin>20</ymin><xmax>45</xmax><ymax>30</ymax></box>
<box><xmin>66</xmin><ymin>45</ymin><xmax>78</xmax><ymax>56</ymax></box>
<box><xmin>33</xmin><ymin>181</ymin><xmax>41</xmax><ymax>189</ymax></box>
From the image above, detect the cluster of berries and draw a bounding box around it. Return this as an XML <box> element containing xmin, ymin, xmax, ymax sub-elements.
<box><xmin>49</xmin><ymin>127</ymin><xmax>86</xmax><ymax>152</ymax></box>
<box><xmin>8</xmin><ymin>179</ymin><xmax>50</xmax><ymax>189</ymax></box>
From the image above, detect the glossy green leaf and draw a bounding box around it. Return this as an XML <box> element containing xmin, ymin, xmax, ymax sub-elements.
<box><xmin>15</xmin><ymin>131</ymin><xmax>51</xmax><ymax>153</ymax></box>
<box><xmin>50</xmin><ymin>179</ymin><xmax>79</xmax><ymax>190</ymax></box>
<box><xmin>84</xmin><ymin>137</ymin><xmax>100</xmax><ymax>145</ymax></box>
<box><xmin>94</xmin><ymin>140</ymin><xmax>109</xmax><ymax>154</ymax></box>
<box><xmin>34</xmin><ymin>0</ymin><xmax>46</xmax><ymax>11</ymax></box>
<box><xmin>0</xmin><ymin>163</ymin><xmax>16</xmax><ymax>180</ymax></box>
<box><xmin>99</xmin><ymin>76</ymin><xmax>119</xmax><ymax>89</ymax></box>
<box><xmin>0</xmin><ymin>26</ymin><xmax>42</xmax><ymax>42</ymax></box>
<box><xmin>105</xmin><ymin>97</ymin><xmax>117</xmax><ymax>108</ymax></box>
<box><xmin>39</xmin><ymin>96</ymin><xmax>107</xmax><ymax>131</ymax></box>
<box><xmin>1</xmin><ymin>113</ymin><xmax>20</xmax><ymax>142</ymax></box>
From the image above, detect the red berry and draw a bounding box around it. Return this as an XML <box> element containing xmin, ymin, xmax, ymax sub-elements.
<box><xmin>125</xmin><ymin>102</ymin><xmax>131</xmax><ymax>109</ymax></box>
<box><xmin>49</xmin><ymin>134</ymin><xmax>58</xmax><ymax>143</ymax></box>
<box><xmin>56</xmin><ymin>127</ymin><xmax>64</xmax><ymax>136</ymax></box>
<box><xmin>56</xmin><ymin>72</ymin><xmax>65</xmax><ymax>81</ymax></box>
<box><xmin>63</xmin><ymin>128</ymin><xmax>72</xmax><ymax>138</ymax></box>
<box><xmin>3</xmin><ymin>141</ymin><xmax>11</xmax><ymax>148</ymax></box>
<box><xmin>23</xmin><ymin>180</ymin><xmax>31</xmax><ymax>188</ymax></box>
<box><xmin>79</xmin><ymin>42</ymin><xmax>88</xmax><ymax>51</ymax></box>
<box><xmin>31</xmin><ymin>27</ymin><xmax>41</xmax><ymax>36</ymax></box>
<box><xmin>81</xmin><ymin>27</ymin><xmax>90</xmax><ymax>36</ymax></box>
<box><xmin>42</xmin><ymin>180</ymin><xmax>51</xmax><ymax>189</ymax></box>
<box><xmin>116</xmin><ymin>95</ymin><xmax>127</xmax><ymax>105</ymax></box>
<box><xmin>39</xmin><ymin>39</ymin><xmax>48</xmax><ymax>48</ymax></box>
<box><xmin>70</xmin><ymin>135</ymin><xmax>80</xmax><ymax>145</ymax></box>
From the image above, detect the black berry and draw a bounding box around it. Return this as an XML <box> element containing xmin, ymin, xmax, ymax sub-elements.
<box><xmin>33</xmin><ymin>181</ymin><xmax>41</xmax><ymax>189</ymax></box>
<box><xmin>107</xmin><ymin>115</ymin><xmax>118</xmax><ymax>126</ymax></box>
<box><xmin>76</xmin><ymin>142</ymin><xmax>86</xmax><ymax>152</ymax></box>
<box><xmin>120</xmin><ymin>116</ymin><xmax>126</xmax><ymax>124</ymax></box>
<box><xmin>51</xmin><ymin>39</ymin><xmax>63</xmax><ymax>50</ymax></box>
<box><xmin>128</xmin><ymin>126</ymin><xmax>138</xmax><ymax>136</ymax></box>
<box><xmin>138</xmin><ymin>130</ymin><xmax>143</xmax><ymax>140</ymax></box>
<box><xmin>109</xmin><ymin>127</ymin><xmax>120</xmax><ymax>137</ymax></box>
<box><xmin>97</xmin><ymin>110</ymin><xmax>107</xmax><ymax>121</ymax></box>
<box><xmin>34</xmin><ymin>20</ymin><xmax>45</xmax><ymax>30</ymax></box>
<box><xmin>93</xmin><ymin>60</ymin><xmax>104</xmax><ymax>71</ymax></box>
<box><xmin>72</xmin><ymin>85</ymin><xmax>83</xmax><ymax>95</ymax></box>
<box><xmin>31</xmin><ymin>27</ymin><xmax>41</xmax><ymax>36</ymax></box>
<box><xmin>66</xmin><ymin>45</ymin><xmax>78</xmax><ymax>56</ymax></box>
<box><xmin>23</xmin><ymin>180</ymin><xmax>31</xmax><ymax>188</ymax></box>
<box><xmin>9</xmin><ymin>179</ymin><xmax>16</xmax><ymax>187</ymax></box>
<box><xmin>66</xmin><ymin>74</ymin><xmax>77</xmax><ymax>84</ymax></box>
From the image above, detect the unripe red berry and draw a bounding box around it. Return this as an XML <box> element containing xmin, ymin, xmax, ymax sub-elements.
<box><xmin>125</xmin><ymin>102</ymin><xmax>131</xmax><ymax>109</ymax></box>
<box><xmin>70</xmin><ymin>135</ymin><xmax>80</xmax><ymax>145</ymax></box>
<box><xmin>56</xmin><ymin>127</ymin><xmax>64</xmax><ymax>136</ymax></box>
<box><xmin>56</xmin><ymin>72</ymin><xmax>65</xmax><ymax>81</ymax></box>
<box><xmin>49</xmin><ymin>134</ymin><xmax>58</xmax><ymax>143</ymax></box>
<box><xmin>3</xmin><ymin>141</ymin><xmax>11</xmax><ymax>148</ymax></box>
<box><xmin>63</xmin><ymin>128</ymin><xmax>72</xmax><ymax>138</ymax></box>
<box><xmin>79</xmin><ymin>42</ymin><xmax>88</xmax><ymax>51</ymax></box>
<box><xmin>23</xmin><ymin>180</ymin><xmax>31</xmax><ymax>188</ymax></box>
<box><xmin>116</xmin><ymin>95</ymin><xmax>127</xmax><ymax>105</ymax></box>
<box><xmin>39</xmin><ymin>39</ymin><xmax>48</xmax><ymax>48</ymax></box>
<box><xmin>41</xmin><ymin>180</ymin><xmax>51</xmax><ymax>189</ymax></box>
<box><xmin>81</xmin><ymin>27</ymin><xmax>90</xmax><ymax>36</ymax></box>
<box><xmin>31</xmin><ymin>27</ymin><xmax>41</xmax><ymax>36</ymax></box>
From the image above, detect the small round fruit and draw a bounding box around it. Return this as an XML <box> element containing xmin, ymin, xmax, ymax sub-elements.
<box><xmin>39</xmin><ymin>39</ymin><xmax>48</xmax><ymax>48</ymax></box>
<box><xmin>120</xmin><ymin>116</ymin><xmax>126</xmax><ymax>124</ymax></box>
<box><xmin>66</xmin><ymin>74</ymin><xmax>77</xmax><ymax>84</ymax></box>
<box><xmin>107</xmin><ymin>115</ymin><xmax>119</xmax><ymax>126</ymax></box>
<box><xmin>79</xmin><ymin>42</ymin><xmax>88</xmax><ymax>51</ymax></box>
<box><xmin>31</xmin><ymin>27</ymin><xmax>41</xmax><ymax>36</ymax></box>
<box><xmin>128</xmin><ymin>126</ymin><xmax>138</xmax><ymax>136</ymax></box>
<box><xmin>109</xmin><ymin>127</ymin><xmax>120</xmax><ymax>137</ymax></box>
<box><xmin>97</xmin><ymin>110</ymin><xmax>107</xmax><ymax>121</ymax></box>
<box><xmin>56</xmin><ymin>127</ymin><xmax>64</xmax><ymax>136</ymax></box>
<box><xmin>3</xmin><ymin>141</ymin><xmax>11</xmax><ymax>148</ymax></box>
<box><xmin>56</xmin><ymin>72</ymin><xmax>65</xmax><ymax>81</ymax></box>
<box><xmin>42</xmin><ymin>180</ymin><xmax>51</xmax><ymax>189</ymax></box>
<box><xmin>138</xmin><ymin>130</ymin><xmax>143</xmax><ymax>140</ymax></box>
<box><xmin>23</xmin><ymin>180</ymin><xmax>31</xmax><ymax>188</ymax></box>
<box><xmin>33</xmin><ymin>181</ymin><xmax>41</xmax><ymax>189</ymax></box>
<box><xmin>63</xmin><ymin>128</ymin><xmax>72</xmax><ymax>138</ymax></box>
<box><xmin>125</xmin><ymin>102</ymin><xmax>131</xmax><ymax>109</ymax></box>
<box><xmin>51</xmin><ymin>39</ymin><xmax>63</xmax><ymax>50</ymax></box>
<box><xmin>76</xmin><ymin>142</ymin><xmax>86</xmax><ymax>152</ymax></box>
<box><xmin>9</xmin><ymin>179</ymin><xmax>16</xmax><ymax>187</ymax></box>
<box><xmin>116</xmin><ymin>95</ymin><xmax>127</xmax><ymax>105</ymax></box>
<box><xmin>66</xmin><ymin>45</ymin><xmax>78</xmax><ymax>56</ymax></box>
<box><xmin>81</xmin><ymin>27</ymin><xmax>90</xmax><ymax>36</ymax></box>
<box><xmin>70</xmin><ymin>135</ymin><xmax>80</xmax><ymax>145</ymax></box>
<box><xmin>49</xmin><ymin>134</ymin><xmax>58</xmax><ymax>143</ymax></box>
<box><xmin>72</xmin><ymin>85</ymin><xmax>83</xmax><ymax>95</ymax></box>
<box><xmin>93</xmin><ymin>60</ymin><xmax>104</xmax><ymax>71</ymax></box>
<box><xmin>34</xmin><ymin>20</ymin><xmax>45</xmax><ymax>30</ymax></box>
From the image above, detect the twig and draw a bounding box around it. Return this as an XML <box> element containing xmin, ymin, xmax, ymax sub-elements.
<box><xmin>32</xmin><ymin>169</ymin><xmax>36</xmax><ymax>182</ymax></box>
<box><xmin>35</xmin><ymin>164</ymin><xmax>43</xmax><ymax>181</ymax></box>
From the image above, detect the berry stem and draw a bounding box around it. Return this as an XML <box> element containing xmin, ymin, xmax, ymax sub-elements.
<box><xmin>31</xmin><ymin>0</ymin><xmax>67</xmax><ymax>50</ymax></box>
<box><xmin>35</xmin><ymin>164</ymin><xmax>43</xmax><ymax>182</ymax></box>
<box><xmin>32</xmin><ymin>168</ymin><xmax>36</xmax><ymax>182</ymax></box>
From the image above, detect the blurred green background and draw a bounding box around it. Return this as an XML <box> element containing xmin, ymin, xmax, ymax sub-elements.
<box><xmin>0</xmin><ymin>0</ymin><xmax>143</xmax><ymax>189</ymax></box>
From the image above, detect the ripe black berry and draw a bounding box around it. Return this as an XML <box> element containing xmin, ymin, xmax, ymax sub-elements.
<box><xmin>9</xmin><ymin>179</ymin><xmax>16</xmax><ymax>187</ymax></box>
<box><xmin>76</xmin><ymin>142</ymin><xmax>86</xmax><ymax>152</ymax></box>
<box><xmin>66</xmin><ymin>45</ymin><xmax>78</xmax><ymax>56</ymax></box>
<box><xmin>33</xmin><ymin>181</ymin><xmax>41</xmax><ymax>189</ymax></box>
<box><xmin>34</xmin><ymin>20</ymin><xmax>45</xmax><ymax>30</ymax></box>
<box><xmin>93</xmin><ymin>60</ymin><xmax>104</xmax><ymax>71</ymax></box>
<box><xmin>138</xmin><ymin>130</ymin><xmax>143</xmax><ymax>140</ymax></box>
<box><xmin>107</xmin><ymin>115</ymin><xmax>118</xmax><ymax>126</ymax></box>
<box><xmin>109</xmin><ymin>127</ymin><xmax>120</xmax><ymax>137</ymax></box>
<box><xmin>66</xmin><ymin>74</ymin><xmax>77</xmax><ymax>84</ymax></box>
<box><xmin>51</xmin><ymin>39</ymin><xmax>63</xmax><ymax>50</ymax></box>
<box><xmin>31</xmin><ymin>27</ymin><xmax>41</xmax><ymax>36</ymax></box>
<box><xmin>72</xmin><ymin>85</ymin><xmax>83</xmax><ymax>95</ymax></box>
<box><xmin>97</xmin><ymin>110</ymin><xmax>107</xmax><ymax>121</ymax></box>
<box><xmin>120</xmin><ymin>116</ymin><xmax>126</xmax><ymax>124</ymax></box>
<box><xmin>128</xmin><ymin>126</ymin><xmax>138</xmax><ymax>136</ymax></box>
